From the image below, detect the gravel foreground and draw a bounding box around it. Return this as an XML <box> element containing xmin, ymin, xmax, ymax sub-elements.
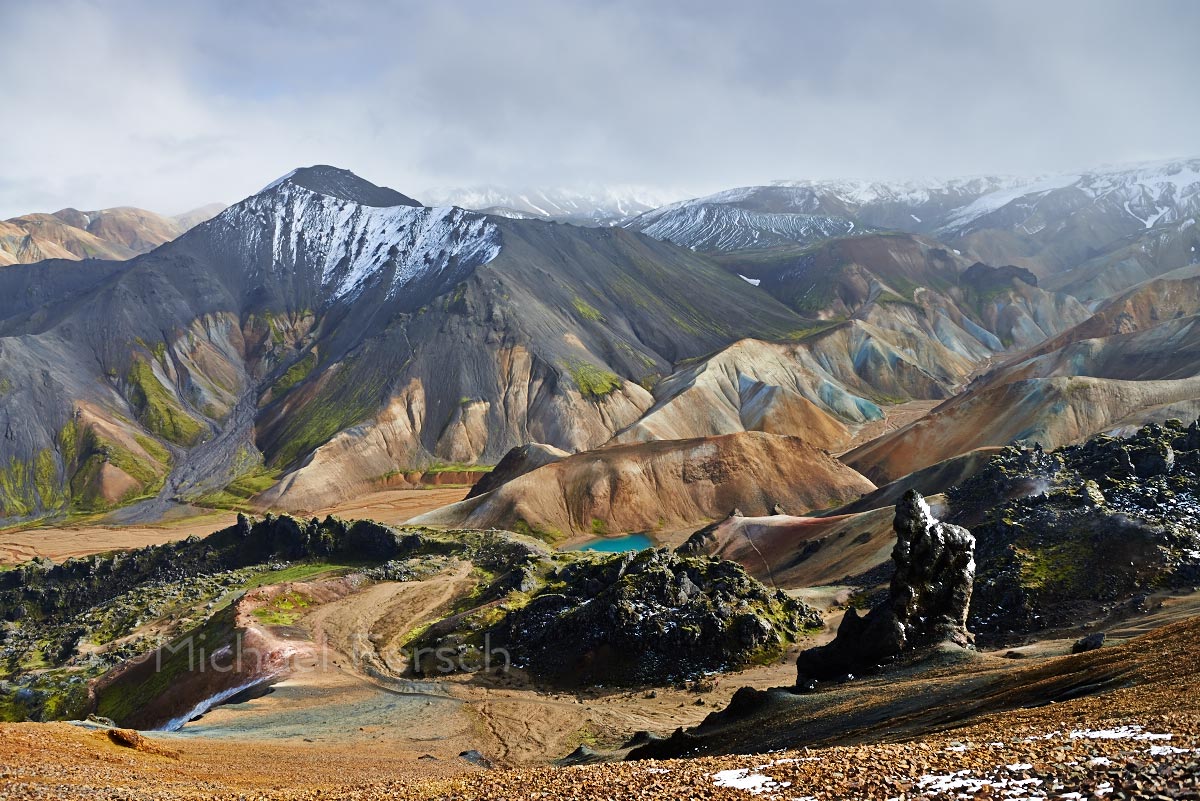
<box><xmin>2</xmin><ymin>714</ymin><xmax>1198</xmax><ymax>800</ymax></box>
<box><xmin>4</xmin><ymin>617</ymin><xmax>1200</xmax><ymax>800</ymax></box>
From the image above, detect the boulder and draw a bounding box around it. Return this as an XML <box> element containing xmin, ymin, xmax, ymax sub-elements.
<box><xmin>1072</xmin><ymin>632</ymin><xmax>1106</xmax><ymax>653</ymax></box>
<box><xmin>795</xmin><ymin>490</ymin><xmax>975</xmax><ymax>686</ymax></box>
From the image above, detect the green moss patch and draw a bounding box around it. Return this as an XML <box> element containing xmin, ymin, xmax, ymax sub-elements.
<box><xmin>127</xmin><ymin>358</ymin><xmax>205</xmax><ymax>446</ymax></box>
<box><xmin>571</xmin><ymin>296</ymin><xmax>604</xmax><ymax>322</ymax></box>
<box><xmin>252</xmin><ymin>590</ymin><xmax>311</xmax><ymax>626</ymax></box>
<box><xmin>564</xmin><ymin>359</ymin><xmax>622</xmax><ymax>399</ymax></box>
<box><xmin>271</xmin><ymin>352</ymin><xmax>317</xmax><ymax>396</ymax></box>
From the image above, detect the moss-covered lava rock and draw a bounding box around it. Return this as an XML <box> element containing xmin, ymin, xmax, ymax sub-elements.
<box><xmin>415</xmin><ymin>548</ymin><xmax>820</xmax><ymax>686</ymax></box>
<box><xmin>948</xmin><ymin>420</ymin><xmax>1200</xmax><ymax>640</ymax></box>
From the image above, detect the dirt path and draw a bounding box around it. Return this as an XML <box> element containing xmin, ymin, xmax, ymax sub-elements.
<box><xmin>306</xmin><ymin>561</ymin><xmax>477</xmax><ymax>681</ymax></box>
<box><xmin>0</xmin><ymin>487</ymin><xmax>467</xmax><ymax>566</ymax></box>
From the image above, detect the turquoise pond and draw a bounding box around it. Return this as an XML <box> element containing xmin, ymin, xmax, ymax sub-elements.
<box><xmin>571</xmin><ymin>533</ymin><xmax>655</xmax><ymax>553</ymax></box>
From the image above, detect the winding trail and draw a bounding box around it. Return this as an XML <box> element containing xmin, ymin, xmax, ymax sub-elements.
<box><xmin>305</xmin><ymin>561</ymin><xmax>477</xmax><ymax>684</ymax></box>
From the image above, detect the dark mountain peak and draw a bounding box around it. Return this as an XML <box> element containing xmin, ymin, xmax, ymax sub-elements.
<box><xmin>264</xmin><ymin>165</ymin><xmax>423</xmax><ymax>208</ymax></box>
<box><xmin>961</xmin><ymin>261</ymin><xmax>1039</xmax><ymax>290</ymax></box>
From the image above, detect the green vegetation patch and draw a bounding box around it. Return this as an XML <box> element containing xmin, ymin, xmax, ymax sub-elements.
<box><xmin>423</xmin><ymin>462</ymin><xmax>493</xmax><ymax>474</ymax></box>
<box><xmin>127</xmin><ymin>358</ymin><xmax>205</xmax><ymax>446</ymax></box>
<box><xmin>193</xmin><ymin>465</ymin><xmax>280</xmax><ymax>511</ymax></box>
<box><xmin>564</xmin><ymin>359</ymin><xmax>622</xmax><ymax>399</ymax></box>
<box><xmin>571</xmin><ymin>296</ymin><xmax>604</xmax><ymax>322</ymax></box>
<box><xmin>271</xmin><ymin>351</ymin><xmax>317</xmax><ymax>396</ymax></box>
<box><xmin>252</xmin><ymin>590</ymin><xmax>311</xmax><ymax>626</ymax></box>
<box><xmin>512</xmin><ymin>519</ymin><xmax>566</xmax><ymax>544</ymax></box>
<box><xmin>265</xmin><ymin>354</ymin><xmax>389</xmax><ymax>470</ymax></box>
<box><xmin>240</xmin><ymin>561</ymin><xmax>360</xmax><ymax>591</ymax></box>
<box><xmin>68</xmin><ymin>427</ymin><xmax>170</xmax><ymax>512</ymax></box>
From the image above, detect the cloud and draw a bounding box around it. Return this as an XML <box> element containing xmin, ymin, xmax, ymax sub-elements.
<box><xmin>1</xmin><ymin>0</ymin><xmax>1197</xmax><ymax>217</ymax></box>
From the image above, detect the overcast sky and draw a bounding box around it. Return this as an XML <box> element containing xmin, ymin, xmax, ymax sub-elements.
<box><xmin>1</xmin><ymin>0</ymin><xmax>1198</xmax><ymax>217</ymax></box>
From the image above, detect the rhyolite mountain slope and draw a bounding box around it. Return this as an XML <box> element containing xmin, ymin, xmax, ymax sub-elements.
<box><xmin>409</xmin><ymin>431</ymin><xmax>875</xmax><ymax>539</ymax></box>
<box><xmin>0</xmin><ymin>166</ymin><xmax>821</xmax><ymax>523</ymax></box>
<box><xmin>606</xmin><ymin>234</ymin><xmax>1090</xmax><ymax>451</ymax></box>
<box><xmin>845</xmin><ymin>265</ymin><xmax>1200</xmax><ymax>483</ymax></box>
<box><xmin>0</xmin><ymin>204</ymin><xmax>225</xmax><ymax>266</ymax></box>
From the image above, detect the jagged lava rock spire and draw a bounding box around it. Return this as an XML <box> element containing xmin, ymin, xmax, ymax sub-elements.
<box><xmin>795</xmin><ymin>489</ymin><xmax>975</xmax><ymax>687</ymax></box>
<box><xmin>890</xmin><ymin>490</ymin><xmax>976</xmax><ymax>649</ymax></box>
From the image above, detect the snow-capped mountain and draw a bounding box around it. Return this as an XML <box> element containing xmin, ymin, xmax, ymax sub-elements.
<box><xmin>624</xmin><ymin>186</ymin><xmax>862</xmax><ymax>251</ymax></box>
<box><xmin>422</xmin><ymin>185</ymin><xmax>684</xmax><ymax>226</ymax></box>
<box><xmin>941</xmin><ymin>159</ymin><xmax>1200</xmax><ymax>234</ymax></box>
<box><xmin>625</xmin><ymin>160</ymin><xmax>1200</xmax><ymax>295</ymax></box>
<box><xmin>211</xmin><ymin>168</ymin><xmax>500</xmax><ymax>304</ymax></box>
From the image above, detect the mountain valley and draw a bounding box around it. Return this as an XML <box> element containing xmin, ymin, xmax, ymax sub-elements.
<box><xmin>5</xmin><ymin>157</ymin><xmax>1200</xmax><ymax>799</ymax></box>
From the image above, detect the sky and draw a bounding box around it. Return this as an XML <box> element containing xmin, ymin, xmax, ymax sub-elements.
<box><xmin>1</xmin><ymin>0</ymin><xmax>1199</xmax><ymax>218</ymax></box>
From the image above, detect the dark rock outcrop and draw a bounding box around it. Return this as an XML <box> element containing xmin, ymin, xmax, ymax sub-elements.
<box><xmin>795</xmin><ymin>490</ymin><xmax>975</xmax><ymax>686</ymax></box>
<box><xmin>0</xmin><ymin>514</ymin><xmax>426</xmax><ymax>626</ymax></box>
<box><xmin>1073</xmin><ymin>632</ymin><xmax>1106</xmax><ymax>653</ymax></box>
<box><xmin>415</xmin><ymin>548</ymin><xmax>821</xmax><ymax>686</ymax></box>
<box><xmin>950</xmin><ymin>420</ymin><xmax>1200</xmax><ymax>640</ymax></box>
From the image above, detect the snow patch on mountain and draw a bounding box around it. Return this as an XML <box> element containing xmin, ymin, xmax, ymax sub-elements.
<box><xmin>629</xmin><ymin>203</ymin><xmax>857</xmax><ymax>251</ymax></box>
<box><xmin>770</xmin><ymin>175</ymin><xmax>1026</xmax><ymax>209</ymax></box>
<box><xmin>423</xmin><ymin>185</ymin><xmax>684</xmax><ymax>225</ymax></box>
<box><xmin>215</xmin><ymin>181</ymin><xmax>501</xmax><ymax>302</ymax></box>
<box><xmin>941</xmin><ymin>159</ymin><xmax>1200</xmax><ymax>233</ymax></box>
<box><xmin>259</xmin><ymin>169</ymin><xmax>300</xmax><ymax>194</ymax></box>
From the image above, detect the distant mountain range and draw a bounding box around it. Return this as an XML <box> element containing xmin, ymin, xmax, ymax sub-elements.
<box><xmin>2</xmin><ymin>158</ymin><xmax>1199</xmax><ymax>533</ymax></box>
<box><xmin>421</xmin><ymin>185</ymin><xmax>682</xmax><ymax>225</ymax></box>
<box><xmin>624</xmin><ymin>159</ymin><xmax>1200</xmax><ymax>299</ymax></box>
<box><xmin>0</xmin><ymin>203</ymin><xmax>225</xmax><ymax>265</ymax></box>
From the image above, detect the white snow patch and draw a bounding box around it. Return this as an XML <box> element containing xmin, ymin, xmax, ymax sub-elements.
<box><xmin>738</xmin><ymin>274</ymin><xmax>762</xmax><ymax>286</ymax></box>
<box><xmin>711</xmin><ymin>768</ymin><xmax>789</xmax><ymax>794</ymax></box>
<box><xmin>159</xmin><ymin>678</ymin><xmax>269</xmax><ymax>731</ymax></box>
<box><xmin>910</xmin><ymin>213</ymin><xmax>922</xmax><ymax>222</ymax></box>
<box><xmin>1069</xmin><ymin>726</ymin><xmax>1172</xmax><ymax>741</ymax></box>
<box><xmin>227</xmin><ymin>183</ymin><xmax>501</xmax><ymax>303</ymax></box>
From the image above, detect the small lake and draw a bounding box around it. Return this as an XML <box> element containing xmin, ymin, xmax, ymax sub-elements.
<box><xmin>571</xmin><ymin>533</ymin><xmax>654</xmax><ymax>553</ymax></box>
